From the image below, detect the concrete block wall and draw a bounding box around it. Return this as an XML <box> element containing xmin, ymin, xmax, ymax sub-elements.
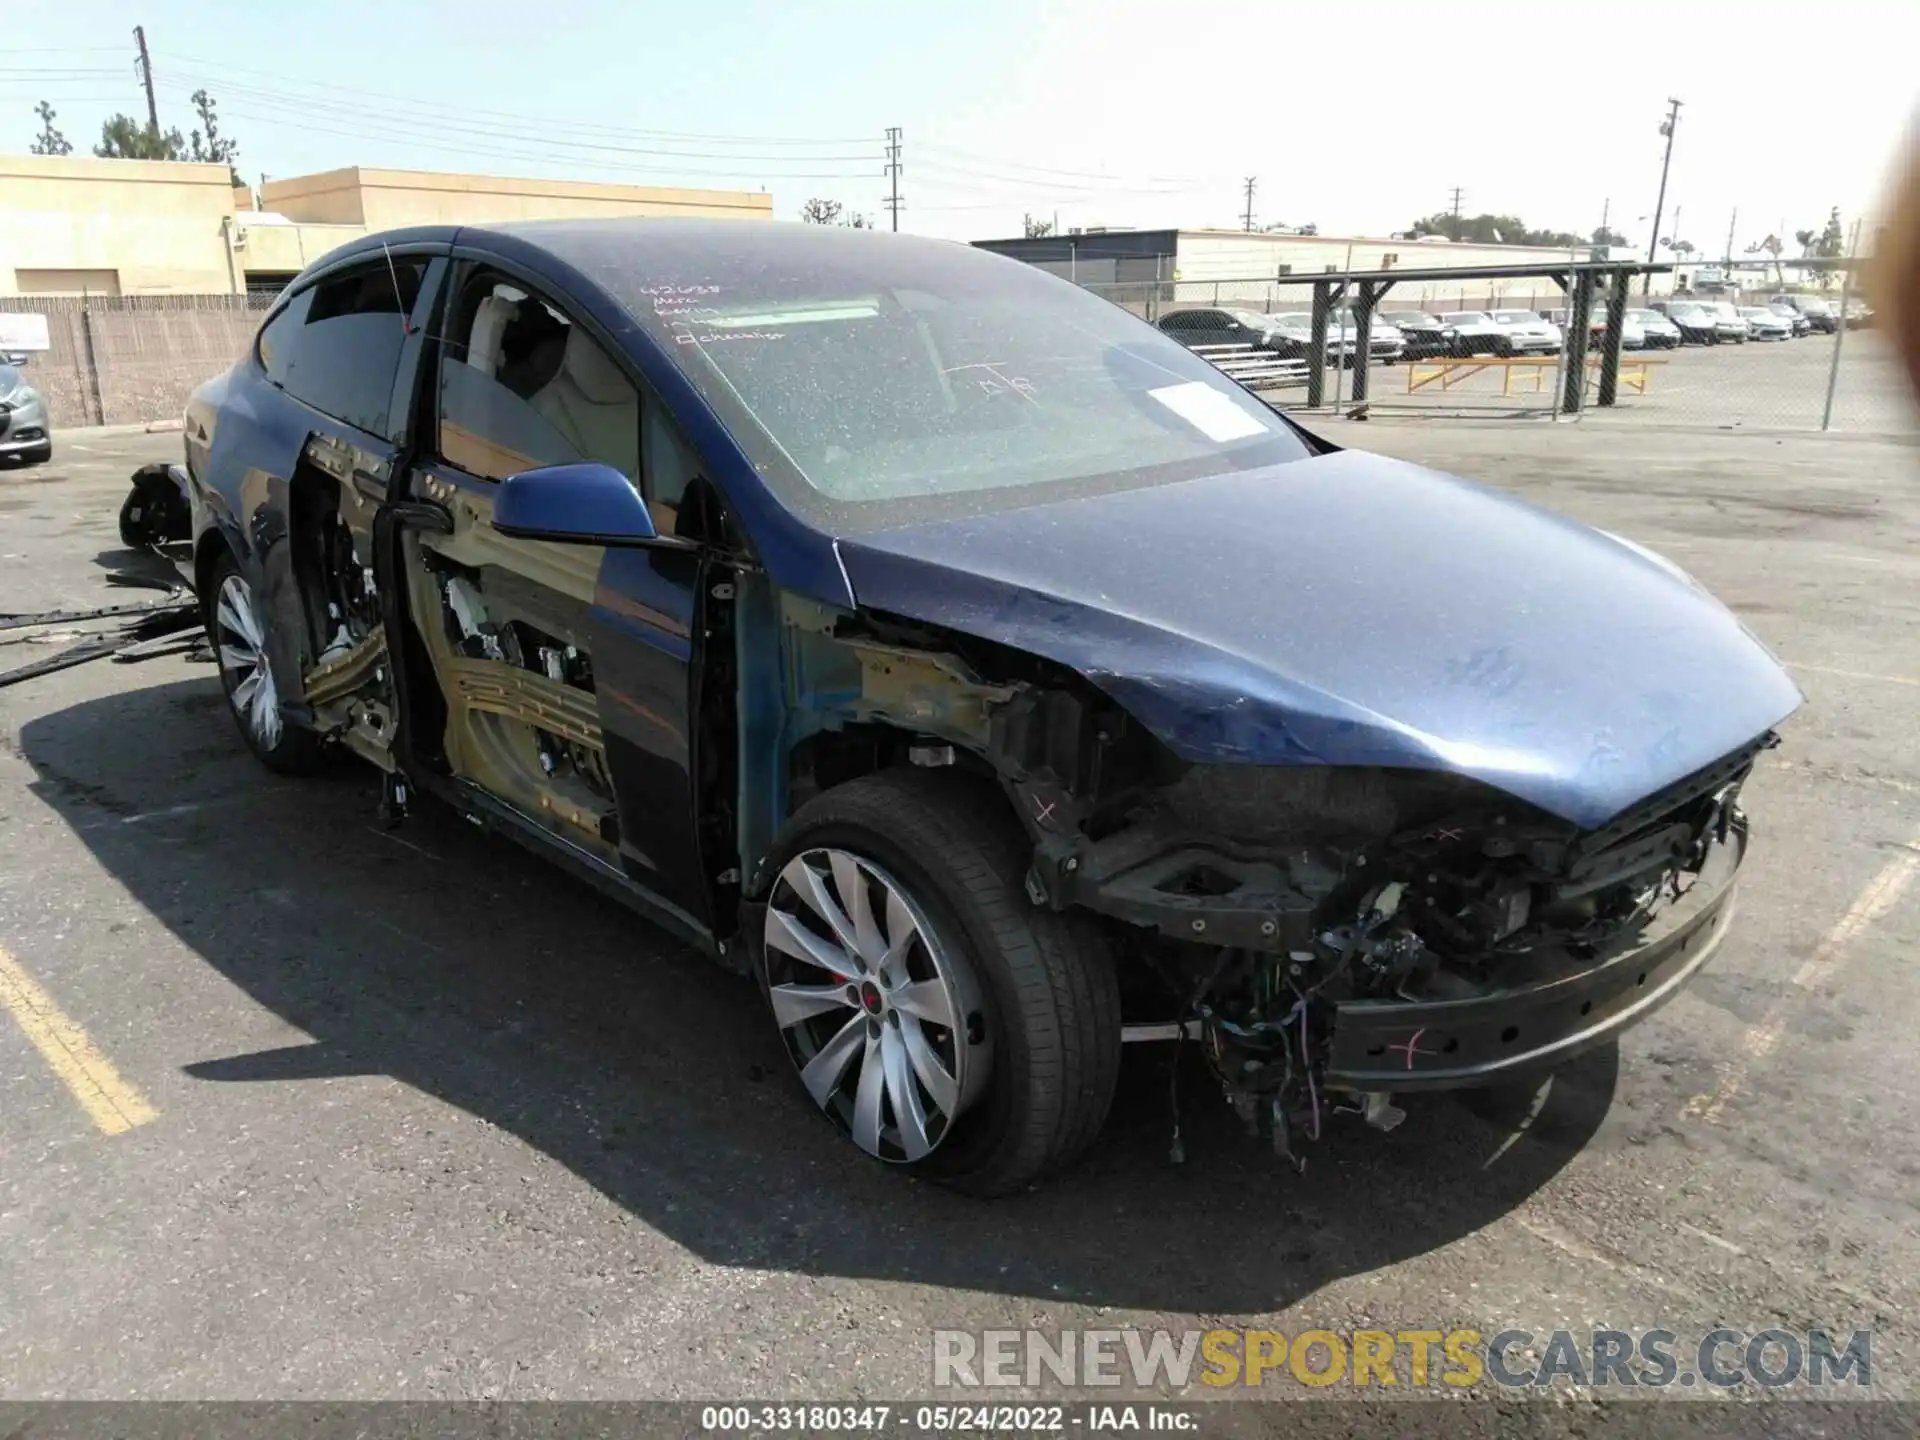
<box><xmin>1</xmin><ymin>295</ymin><xmax>260</xmax><ymax>429</ymax></box>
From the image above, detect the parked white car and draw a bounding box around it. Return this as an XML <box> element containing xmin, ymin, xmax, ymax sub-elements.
<box><xmin>1437</xmin><ymin>311</ymin><xmax>1516</xmax><ymax>356</ymax></box>
<box><xmin>1626</xmin><ymin>308</ymin><xmax>1683</xmax><ymax>349</ymax></box>
<box><xmin>1490</xmin><ymin>310</ymin><xmax>1563</xmax><ymax>355</ymax></box>
<box><xmin>1333</xmin><ymin>313</ymin><xmax>1407</xmax><ymax>365</ymax></box>
<box><xmin>1604</xmin><ymin>313</ymin><xmax>1649</xmax><ymax>350</ymax></box>
<box><xmin>1739</xmin><ymin>307</ymin><xmax>1793</xmax><ymax>341</ymax></box>
<box><xmin>1704</xmin><ymin>302</ymin><xmax>1750</xmax><ymax>343</ymax></box>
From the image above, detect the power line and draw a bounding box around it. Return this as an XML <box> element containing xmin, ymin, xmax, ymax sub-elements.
<box><xmin>186</xmin><ymin>100</ymin><xmax>871</xmax><ymax>183</ymax></box>
<box><xmin>150</xmin><ymin>51</ymin><xmax>873</xmax><ymax>146</ymax></box>
<box><xmin>911</xmin><ymin>163</ymin><xmax>1212</xmax><ymax>200</ymax></box>
<box><xmin>883</xmin><ymin>126</ymin><xmax>902</xmax><ymax>233</ymax></box>
<box><xmin>148</xmin><ymin>78</ymin><xmax>876</xmax><ymax>177</ymax></box>
<box><xmin>153</xmin><ymin>74</ymin><xmax>875</xmax><ymax>163</ymax></box>
<box><xmin>916</xmin><ymin>140</ymin><xmax>1211</xmax><ymax>186</ymax></box>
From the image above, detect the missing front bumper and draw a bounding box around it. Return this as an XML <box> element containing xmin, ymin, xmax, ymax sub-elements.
<box><xmin>1322</xmin><ymin>826</ymin><xmax>1743</xmax><ymax>1092</ymax></box>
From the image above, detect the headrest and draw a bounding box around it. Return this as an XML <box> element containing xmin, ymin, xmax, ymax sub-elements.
<box><xmin>560</xmin><ymin>327</ymin><xmax>632</xmax><ymax>405</ymax></box>
<box><xmin>465</xmin><ymin>294</ymin><xmax>517</xmax><ymax>373</ymax></box>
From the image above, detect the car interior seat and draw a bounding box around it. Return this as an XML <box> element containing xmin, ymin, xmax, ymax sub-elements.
<box><xmin>529</xmin><ymin>327</ymin><xmax>641</xmax><ymax>484</ymax></box>
<box><xmin>464</xmin><ymin>294</ymin><xmax>518</xmax><ymax>377</ymax></box>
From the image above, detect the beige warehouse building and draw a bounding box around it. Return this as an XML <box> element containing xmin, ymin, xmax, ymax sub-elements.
<box><xmin>0</xmin><ymin>154</ymin><xmax>774</xmax><ymax>299</ymax></box>
<box><xmin>0</xmin><ymin>154</ymin><xmax>773</xmax><ymax>428</ymax></box>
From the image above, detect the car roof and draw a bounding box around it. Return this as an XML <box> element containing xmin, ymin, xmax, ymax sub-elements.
<box><xmin>475</xmin><ymin>215</ymin><xmax>982</xmax><ymax>276</ymax></box>
<box><xmin>319</xmin><ymin>217</ymin><xmax>1020</xmax><ymax>311</ymax></box>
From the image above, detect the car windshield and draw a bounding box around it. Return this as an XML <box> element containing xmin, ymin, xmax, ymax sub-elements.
<box><xmin>1383</xmin><ymin>312</ymin><xmax>1432</xmax><ymax>325</ymax></box>
<box><xmin>1439</xmin><ymin>312</ymin><xmax>1488</xmax><ymax>325</ymax></box>
<box><xmin>1626</xmin><ymin>310</ymin><xmax>1662</xmax><ymax>323</ymax></box>
<box><xmin>1739</xmin><ymin>308</ymin><xmax>1773</xmax><ymax>319</ymax></box>
<box><xmin>1226</xmin><ymin>310</ymin><xmax>1273</xmax><ymax>328</ymax></box>
<box><xmin>577</xmin><ymin>227</ymin><xmax>1314</xmax><ymax>529</ymax></box>
<box><xmin>0</xmin><ymin>364</ymin><xmax>21</xmax><ymax>391</ymax></box>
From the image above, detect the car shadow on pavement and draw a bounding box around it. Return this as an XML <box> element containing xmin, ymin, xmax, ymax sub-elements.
<box><xmin>21</xmin><ymin>674</ymin><xmax>1615</xmax><ymax>1315</ymax></box>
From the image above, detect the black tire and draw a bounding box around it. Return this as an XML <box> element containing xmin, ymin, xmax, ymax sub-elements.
<box><xmin>758</xmin><ymin>768</ymin><xmax>1122</xmax><ymax>1196</ymax></box>
<box><xmin>202</xmin><ymin>548</ymin><xmax>327</xmax><ymax>775</ymax></box>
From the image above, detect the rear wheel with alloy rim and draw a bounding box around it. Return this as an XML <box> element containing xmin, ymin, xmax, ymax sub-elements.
<box><xmin>204</xmin><ymin>551</ymin><xmax>325</xmax><ymax>774</ymax></box>
<box><xmin>758</xmin><ymin>769</ymin><xmax>1121</xmax><ymax>1196</ymax></box>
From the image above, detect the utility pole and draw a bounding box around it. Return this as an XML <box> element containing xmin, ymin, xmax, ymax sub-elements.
<box><xmin>133</xmin><ymin>25</ymin><xmax>159</xmax><ymax>137</ymax></box>
<box><xmin>1644</xmin><ymin>97</ymin><xmax>1682</xmax><ymax>295</ymax></box>
<box><xmin>1449</xmin><ymin>185</ymin><xmax>1464</xmax><ymax>236</ymax></box>
<box><xmin>1241</xmin><ymin>176</ymin><xmax>1257</xmax><ymax>232</ymax></box>
<box><xmin>1723</xmin><ymin>207</ymin><xmax>1738</xmax><ymax>267</ymax></box>
<box><xmin>883</xmin><ymin>127</ymin><xmax>902</xmax><ymax>232</ymax></box>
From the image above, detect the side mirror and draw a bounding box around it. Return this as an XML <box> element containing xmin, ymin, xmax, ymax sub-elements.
<box><xmin>491</xmin><ymin>462</ymin><xmax>659</xmax><ymax>546</ymax></box>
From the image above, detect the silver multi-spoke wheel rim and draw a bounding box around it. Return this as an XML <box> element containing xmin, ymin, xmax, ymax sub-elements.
<box><xmin>765</xmin><ymin>848</ymin><xmax>989</xmax><ymax>1163</ymax></box>
<box><xmin>214</xmin><ymin>573</ymin><xmax>282</xmax><ymax>749</ymax></box>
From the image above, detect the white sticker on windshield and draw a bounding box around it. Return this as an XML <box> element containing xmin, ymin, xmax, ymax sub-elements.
<box><xmin>1147</xmin><ymin>382</ymin><xmax>1269</xmax><ymax>442</ymax></box>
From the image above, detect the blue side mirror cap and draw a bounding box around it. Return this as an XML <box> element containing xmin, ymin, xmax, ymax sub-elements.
<box><xmin>491</xmin><ymin>463</ymin><xmax>658</xmax><ymax>546</ymax></box>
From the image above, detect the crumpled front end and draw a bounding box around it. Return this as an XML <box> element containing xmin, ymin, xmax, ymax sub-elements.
<box><xmin>1002</xmin><ymin>682</ymin><xmax>1767</xmax><ymax>1153</ymax></box>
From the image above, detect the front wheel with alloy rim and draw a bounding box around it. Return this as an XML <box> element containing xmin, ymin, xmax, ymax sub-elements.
<box><xmin>204</xmin><ymin>551</ymin><xmax>325</xmax><ymax>774</ymax></box>
<box><xmin>759</xmin><ymin>770</ymin><xmax>1121</xmax><ymax>1196</ymax></box>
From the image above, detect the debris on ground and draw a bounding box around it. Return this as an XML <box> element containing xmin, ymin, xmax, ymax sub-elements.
<box><xmin>0</xmin><ymin>465</ymin><xmax>204</xmax><ymax>690</ymax></box>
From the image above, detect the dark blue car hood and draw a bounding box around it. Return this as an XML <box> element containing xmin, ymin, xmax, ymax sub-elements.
<box><xmin>835</xmin><ymin>451</ymin><xmax>1802</xmax><ymax>829</ymax></box>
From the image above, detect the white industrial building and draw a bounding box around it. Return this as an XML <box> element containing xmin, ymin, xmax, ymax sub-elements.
<box><xmin>974</xmin><ymin>227</ymin><xmax>1681</xmax><ymax>307</ymax></box>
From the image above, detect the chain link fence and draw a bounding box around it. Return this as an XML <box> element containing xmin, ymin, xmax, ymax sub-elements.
<box><xmin>0</xmin><ymin>292</ymin><xmax>271</xmax><ymax>430</ymax></box>
<box><xmin>1079</xmin><ymin>258</ymin><xmax>1914</xmax><ymax>435</ymax></box>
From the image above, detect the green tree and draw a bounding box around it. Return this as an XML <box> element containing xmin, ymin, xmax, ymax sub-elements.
<box><xmin>1795</xmin><ymin>209</ymin><xmax>1846</xmax><ymax>287</ymax></box>
<box><xmin>93</xmin><ymin>113</ymin><xmax>187</xmax><ymax>161</ymax></box>
<box><xmin>1022</xmin><ymin>213</ymin><xmax>1054</xmax><ymax>238</ymax></box>
<box><xmin>1407</xmin><ymin>211</ymin><xmax>1580</xmax><ymax>247</ymax></box>
<box><xmin>187</xmin><ymin>89</ymin><xmax>243</xmax><ymax>187</ymax></box>
<box><xmin>1745</xmin><ymin>234</ymin><xmax>1786</xmax><ymax>287</ymax></box>
<box><xmin>800</xmin><ymin>197</ymin><xmax>870</xmax><ymax>227</ymax></box>
<box><xmin>1814</xmin><ymin>207</ymin><xmax>1845</xmax><ymax>287</ymax></box>
<box><xmin>29</xmin><ymin>100</ymin><xmax>72</xmax><ymax>156</ymax></box>
<box><xmin>1591</xmin><ymin>225</ymin><xmax>1629</xmax><ymax>247</ymax></box>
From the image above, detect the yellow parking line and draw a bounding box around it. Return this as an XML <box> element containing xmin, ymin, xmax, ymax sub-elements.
<box><xmin>0</xmin><ymin>943</ymin><xmax>157</xmax><ymax>1136</ymax></box>
<box><xmin>1685</xmin><ymin>837</ymin><xmax>1920</xmax><ymax>1124</ymax></box>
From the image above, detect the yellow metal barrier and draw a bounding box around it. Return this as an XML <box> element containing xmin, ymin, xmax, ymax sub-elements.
<box><xmin>1405</xmin><ymin>355</ymin><xmax>1665</xmax><ymax>396</ymax></box>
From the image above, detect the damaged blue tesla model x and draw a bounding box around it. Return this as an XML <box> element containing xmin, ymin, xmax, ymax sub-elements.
<box><xmin>167</xmin><ymin>220</ymin><xmax>1800</xmax><ymax>1194</ymax></box>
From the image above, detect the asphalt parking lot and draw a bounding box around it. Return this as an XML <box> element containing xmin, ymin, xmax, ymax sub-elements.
<box><xmin>1</xmin><ymin>419</ymin><xmax>1917</xmax><ymax>1404</ymax></box>
<box><xmin>1335</xmin><ymin>328</ymin><xmax>1911</xmax><ymax>432</ymax></box>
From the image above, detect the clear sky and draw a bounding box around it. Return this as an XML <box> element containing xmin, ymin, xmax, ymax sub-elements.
<box><xmin>7</xmin><ymin>0</ymin><xmax>1914</xmax><ymax>254</ymax></box>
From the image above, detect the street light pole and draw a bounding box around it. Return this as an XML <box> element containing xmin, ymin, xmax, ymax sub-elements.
<box><xmin>1645</xmin><ymin>97</ymin><xmax>1683</xmax><ymax>295</ymax></box>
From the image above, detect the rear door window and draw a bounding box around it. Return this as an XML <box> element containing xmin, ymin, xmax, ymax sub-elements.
<box><xmin>257</xmin><ymin>260</ymin><xmax>426</xmax><ymax>439</ymax></box>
